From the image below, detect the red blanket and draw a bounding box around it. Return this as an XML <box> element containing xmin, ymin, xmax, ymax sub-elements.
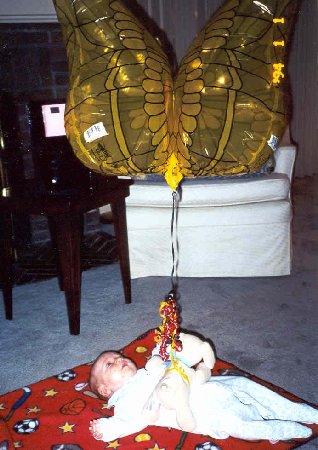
<box><xmin>1</xmin><ymin>329</ymin><xmax>317</xmax><ymax>449</ymax></box>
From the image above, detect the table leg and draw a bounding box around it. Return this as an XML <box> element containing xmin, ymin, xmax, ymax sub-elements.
<box><xmin>53</xmin><ymin>213</ymin><xmax>82</xmax><ymax>335</ymax></box>
<box><xmin>111</xmin><ymin>198</ymin><xmax>131</xmax><ymax>304</ymax></box>
<box><xmin>0</xmin><ymin>211</ymin><xmax>13</xmax><ymax>320</ymax></box>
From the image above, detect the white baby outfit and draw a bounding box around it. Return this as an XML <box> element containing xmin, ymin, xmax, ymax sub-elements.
<box><xmin>93</xmin><ymin>361</ymin><xmax>318</xmax><ymax>443</ymax></box>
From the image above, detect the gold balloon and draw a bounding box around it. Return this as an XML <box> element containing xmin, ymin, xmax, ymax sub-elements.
<box><xmin>53</xmin><ymin>0</ymin><xmax>298</xmax><ymax>189</ymax></box>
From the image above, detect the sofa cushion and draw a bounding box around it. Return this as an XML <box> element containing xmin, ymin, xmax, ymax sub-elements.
<box><xmin>127</xmin><ymin>200</ymin><xmax>291</xmax><ymax>228</ymax></box>
<box><xmin>126</xmin><ymin>173</ymin><xmax>290</xmax><ymax>207</ymax></box>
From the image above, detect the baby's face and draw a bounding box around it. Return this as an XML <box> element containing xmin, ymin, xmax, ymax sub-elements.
<box><xmin>93</xmin><ymin>352</ymin><xmax>137</xmax><ymax>397</ymax></box>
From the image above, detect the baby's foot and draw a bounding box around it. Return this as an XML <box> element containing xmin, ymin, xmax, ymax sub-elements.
<box><xmin>89</xmin><ymin>419</ymin><xmax>103</xmax><ymax>440</ymax></box>
<box><xmin>194</xmin><ymin>362</ymin><xmax>211</xmax><ymax>384</ymax></box>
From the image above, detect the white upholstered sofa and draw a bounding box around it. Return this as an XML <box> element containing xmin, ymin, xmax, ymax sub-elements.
<box><xmin>124</xmin><ymin>140</ymin><xmax>296</xmax><ymax>279</ymax></box>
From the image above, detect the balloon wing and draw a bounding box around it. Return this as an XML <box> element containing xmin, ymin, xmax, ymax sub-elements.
<box><xmin>53</xmin><ymin>0</ymin><xmax>173</xmax><ymax>177</ymax></box>
<box><xmin>173</xmin><ymin>0</ymin><xmax>298</xmax><ymax>178</ymax></box>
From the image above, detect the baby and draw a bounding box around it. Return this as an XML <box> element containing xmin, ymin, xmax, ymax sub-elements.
<box><xmin>89</xmin><ymin>334</ymin><xmax>318</xmax><ymax>443</ymax></box>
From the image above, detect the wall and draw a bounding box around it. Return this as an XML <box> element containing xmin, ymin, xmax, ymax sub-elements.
<box><xmin>0</xmin><ymin>23</ymin><xmax>68</xmax><ymax>177</ymax></box>
<box><xmin>0</xmin><ymin>0</ymin><xmax>56</xmax><ymax>22</ymax></box>
<box><xmin>289</xmin><ymin>0</ymin><xmax>318</xmax><ymax>177</ymax></box>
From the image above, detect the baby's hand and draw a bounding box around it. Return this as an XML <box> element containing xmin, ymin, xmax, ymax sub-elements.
<box><xmin>89</xmin><ymin>419</ymin><xmax>104</xmax><ymax>440</ymax></box>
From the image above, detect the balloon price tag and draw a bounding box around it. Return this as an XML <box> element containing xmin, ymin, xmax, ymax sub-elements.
<box><xmin>84</xmin><ymin>122</ymin><xmax>108</xmax><ymax>143</ymax></box>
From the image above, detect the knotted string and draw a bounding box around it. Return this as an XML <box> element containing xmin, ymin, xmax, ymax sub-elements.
<box><xmin>164</xmin><ymin>349</ymin><xmax>190</xmax><ymax>384</ymax></box>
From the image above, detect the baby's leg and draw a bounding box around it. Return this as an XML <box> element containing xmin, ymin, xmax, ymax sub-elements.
<box><xmin>194</xmin><ymin>362</ymin><xmax>212</xmax><ymax>384</ymax></box>
<box><xmin>220</xmin><ymin>416</ymin><xmax>313</xmax><ymax>441</ymax></box>
<box><xmin>227</xmin><ymin>377</ymin><xmax>318</xmax><ymax>423</ymax></box>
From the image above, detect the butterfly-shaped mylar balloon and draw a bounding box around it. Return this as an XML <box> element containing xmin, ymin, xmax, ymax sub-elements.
<box><xmin>53</xmin><ymin>0</ymin><xmax>298</xmax><ymax>189</ymax></box>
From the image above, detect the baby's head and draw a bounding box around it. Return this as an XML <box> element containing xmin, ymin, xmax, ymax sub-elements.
<box><xmin>89</xmin><ymin>351</ymin><xmax>137</xmax><ymax>399</ymax></box>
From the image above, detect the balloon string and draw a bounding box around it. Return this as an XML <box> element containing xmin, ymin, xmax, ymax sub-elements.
<box><xmin>170</xmin><ymin>189</ymin><xmax>179</xmax><ymax>291</ymax></box>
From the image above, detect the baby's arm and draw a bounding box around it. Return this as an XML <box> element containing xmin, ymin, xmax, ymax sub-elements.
<box><xmin>143</xmin><ymin>355</ymin><xmax>167</xmax><ymax>421</ymax></box>
<box><xmin>89</xmin><ymin>367</ymin><xmax>163</xmax><ymax>443</ymax></box>
<box><xmin>89</xmin><ymin>415</ymin><xmax>149</xmax><ymax>442</ymax></box>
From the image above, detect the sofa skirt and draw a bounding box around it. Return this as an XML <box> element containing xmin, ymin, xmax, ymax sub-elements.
<box><xmin>126</xmin><ymin>200</ymin><xmax>292</xmax><ymax>278</ymax></box>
